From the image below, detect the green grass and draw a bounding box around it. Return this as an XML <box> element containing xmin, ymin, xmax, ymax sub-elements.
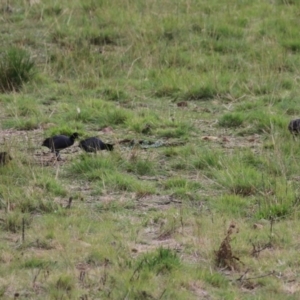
<box><xmin>1</xmin><ymin>0</ymin><xmax>300</xmax><ymax>299</ymax></box>
<box><xmin>0</xmin><ymin>47</ymin><xmax>35</xmax><ymax>92</ymax></box>
<box><xmin>219</xmin><ymin>112</ymin><xmax>245</xmax><ymax>128</ymax></box>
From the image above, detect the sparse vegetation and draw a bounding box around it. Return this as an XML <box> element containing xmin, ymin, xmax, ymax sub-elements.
<box><xmin>1</xmin><ymin>0</ymin><xmax>300</xmax><ymax>299</ymax></box>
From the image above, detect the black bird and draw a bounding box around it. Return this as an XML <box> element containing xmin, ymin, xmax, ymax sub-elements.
<box><xmin>288</xmin><ymin>119</ymin><xmax>300</xmax><ymax>136</ymax></box>
<box><xmin>0</xmin><ymin>152</ymin><xmax>12</xmax><ymax>166</ymax></box>
<box><xmin>79</xmin><ymin>137</ymin><xmax>114</xmax><ymax>153</ymax></box>
<box><xmin>42</xmin><ymin>132</ymin><xmax>79</xmax><ymax>160</ymax></box>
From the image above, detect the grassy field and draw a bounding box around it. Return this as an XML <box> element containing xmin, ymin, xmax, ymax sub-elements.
<box><xmin>1</xmin><ymin>0</ymin><xmax>300</xmax><ymax>299</ymax></box>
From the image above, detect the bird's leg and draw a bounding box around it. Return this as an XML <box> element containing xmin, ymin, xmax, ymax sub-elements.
<box><xmin>55</xmin><ymin>151</ymin><xmax>62</xmax><ymax>161</ymax></box>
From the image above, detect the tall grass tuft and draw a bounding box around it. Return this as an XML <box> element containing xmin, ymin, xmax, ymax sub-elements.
<box><xmin>0</xmin><ymin>47</ymin><xmax>35</xmax><ymax>92</ymax></box>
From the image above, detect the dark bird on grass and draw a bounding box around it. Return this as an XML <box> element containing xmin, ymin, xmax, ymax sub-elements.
<box><xmin>79</xmin><ymin>137</ymin><xmax>114</xmax><ymax>153</ymax></box>
<box><xmin>42</xmin><ymin>132</ymin><xmax>79</xmax><ymax>160</ymax></box>
<box><xmin>0</xmin><ymin>152</ymin><xmax>12</xmax><ymax>166</ymax></box>
<box><xmin>288</xmin><ymin>119</ymin><xmax>300</xmax><ymax>136</ymax></box>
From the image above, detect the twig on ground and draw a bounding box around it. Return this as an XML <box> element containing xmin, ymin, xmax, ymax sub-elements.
<box><xmin>65</xmin><ymin>197</ymin><xmax>73</xmax><ymax>209</ymax></box>
<box><xmin>129</xmin><ymin>258</ymin><xmax>145</xmax><ymax>282</ymax></box>
<box><xmin>243</xmin><ymin>271</ymin><xmax>275</xmax><ymax>281</ymax></box>
<box><xmin>22</xmin><ymin>217</ymin><xmax>25</xmax><ymax>243</ymax></box>
<box><xmin>236</xmin><ymin>269</ymin><xmax>250</xmax><ymax>282</ymax></box>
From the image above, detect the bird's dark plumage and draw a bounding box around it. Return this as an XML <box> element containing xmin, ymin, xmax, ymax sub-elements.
<box><xmin>288</xmin><ymin>119</ymin><xmax>300</xmax><ymax>135</ymax></box>
<box><xmin>42</xmin><ymin>132</ymin><xmax>79</xmax><ymax>159</ymax></box>
<box><xmin>79</xmin><ymin>137</ymin><xmax>114</xmax><ymax>153</ymax></box>
<box><xmin>0</xmin><ymin>152</ymin><xmax>12</xmax><ymax>166</ymax></box>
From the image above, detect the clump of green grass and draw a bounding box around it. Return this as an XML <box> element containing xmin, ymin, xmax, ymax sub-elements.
<box><xmin>171</xmin><ymin>161</ymin><xmax>188</xmax><ymax>170</ymax></box>
<box><xmin>88</xmin><ymin>31</ymin><xmax>121</xmax><ymax>46</ymax></box>
<box><xmin>22</xmin><ymin>258</ymin><xmax>50</xmax><ymax>269</ymax></box>
<box><xmin>69</xmin><ymin>103</ymin><xmax>131</xmax><ymax>127</ymax></box>
<box><xmin>44</xmin><ymin>125</ymin><xmax>84</xmax><ymax>138</ymax></box>
<box><xmin>282</xmin><ymin>40</ymin><xmax>300</xmax><ymax>53</ymax></box>
<box><xmin>126</xmin><ymin>111</ymin><xmax>161</xmax><ymax>133</ymax></box>
<box><xmin>218</xmin><ymin>112</ymin><xmax>244</xmax><ymax>128</ymax></box>
<box><xmin>69</xmin><ymin>154</ymin><xmax>155</xmax><ymax>194</ymax></box>
<box><xmin>56</xmin><ymin>275</ymin><xmax>75</xmax><ymax>291</ymax></box>
<box><xmin>163</xmin><ymin>147</ymin><xmax>179</xmax><ymax>157</ymax></box>
<box><xmin>255</xmin><ymin>180</ymin><xmax>298</xmax><ymax>220</ymax></box>
<box><xmin>156</xmin><ymin>122</ymin><xmax>192</xmax><ymax>138</ymax></box>
<box><xmin>215</xmin><ymin>164</ymin><xmax>264</xmax><ymax>196</ymax></box>
<box><xmin>137</xmin><ymin>247</ymin><xmax>181</xmax><ymax>274</ymax></box>
<box><xmin>204</xmin><ymin>272</ymin><xmax>229</xmax><ymax>289</ymax></box>
<box><xmin>154</xmin><ymin>86</ymin><xmax>181</xmax><ymax>98</ymax></box>
<box><xmin>125</xmin><ymin>158</ymin><xmax>156</xmax><ymax>176</ymax></box>
<box><xmin>5</xmin><ymin>96</ymin><xmax>40</xmax><ymax>118</ymax></box>
<box><xmin>16</xmin><ymin>193</ymin><xmax>61</xmax><ymax>213</ymax></box>
<box><xmin>85</xmin><ymin>250</ymin><xmax>106</xmax><ymax>266</ymax></box>
<box><xmin>67</xmin><ymin>155</ymin><xmax>117</xmax><ymax>181</ymax></box>
<box><xmin>276</xmin><ymin>0</ymin><xmax>297</xmax><ymax>4</ymax></box>
<box><xmin>275</xmin><ymin>96</ymin><xmax>300</xmax><ymax>115</ymax></box>
<box><xmin>249</xmin><ymin>111</ymin><xmax>287</xmax><ymax>133</ymax></box>
<box><xmin>241</xmin><ymin>150</ymin><xmax>264</xmax><ymax>169</ymax></box>
<box><xmin>182</xmin><ymin>85</ymin><xmax>217</xmax><ymax>101</ymax></box>
<box><xmin>48</xmin><ymin>274</ymin><xmax>76</xmax><ymax>299</ymax></box>
<box><xmin>164</xmin><ymin>178</ymin><xmax>191</xmax><ymax>189</ymax></box>
<box><xmin>2</xmin><ymin>118</ymin><xmax>41</xmax><ymax>130</ymax></box>
<box><xmin>1</xmin><ymin>169</ymin><xmax>62</xmax><ymax>214</ymax></box>
<box><xmin>0</xmin><ymin>47</ymin><xmax>35</xmax><ymax>92</ymax></box>
<box><xmin>94</xmin><ymin>198</ymin><xmax>136</xmax><ymax>212</ymax></box>
<box><xmin>256</xmin><ymin>200</ymin><xmax>292</xmax><ymax>220</ymax></box>
<box><xmin>36</xmin><ymin>177</ymin><xmax>67</xmax><ymax>197</ymax></box>
<box><xmin>193</xmin><ymin>148</ymin><xmax>222</xmax><ymax>170</ymax></box>
<box><xmin>100</xmin><ymin>87</ymin><xmax>128</xmax><ymax>101</ymax></box>
<box><xmin>1</xmin><ymin>212</ymin><xmax>30</xmax><ymax>233</ymax></box>
<box><xmin>212</xmin><ymin>194</ymin><xmax>252</xmax><ymax>217</ymax></box>
<box><xmin>105</xmin><ymin>108</ymin><xmax>130</xmax><ymax>125</ymax></box>
<box><xmin>105</xmin><ymin>172</ymin><xmax>145</xmax><ymax>192</ymax></box>
<box><xmin>163</xmin><ymin>177</ymin><xmax>201</xmax><ymax>200</ymax></box>
<box><xmin>44</xmin><ymin>4</ymin><xmax>63</xmax><ymax>16</ymax></box>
